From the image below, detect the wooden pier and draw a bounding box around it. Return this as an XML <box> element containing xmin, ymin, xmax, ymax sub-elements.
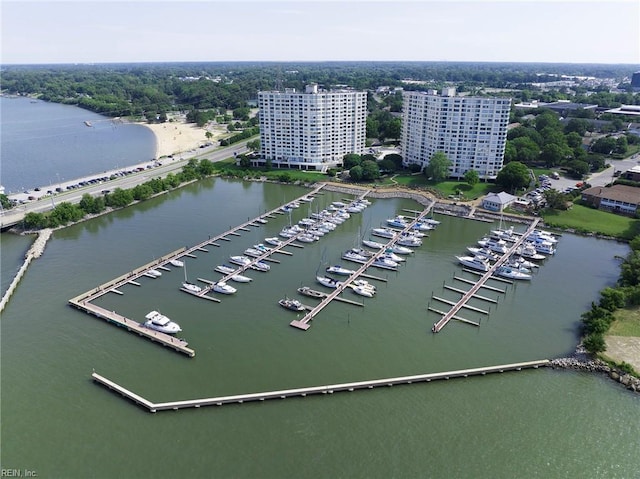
<box><xmin>291</xmin><ymin>200</ymin><xmax>435</xmax><ymax>331</ymax></box>
<box><xmin>91</xmin><ymin>359</ymin><xmax>549</xmax><ymax>412</ymax></box>
<box><xmin>431</xmin><ymin>218</ymin><xmax>541</xmax><ymax>333</ymax></box>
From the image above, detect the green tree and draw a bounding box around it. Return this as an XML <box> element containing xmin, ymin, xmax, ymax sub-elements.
<box><xmin>0</xmin><ymin>194</ymin><xmax>12</xmax><ymax>210</ymax></box>
<box><xmin>424</xmin><ymin>152</ymin><xmax>451</xmax><ymax>181</ymax></box>
<box><xmin>106</xmin><ymin>188</ymin><xmax>134</xmax><ymax>208</ymax></box>
<box><xmin>247</xmin><ymin>139</ymin><xmax>261</xmax><ymax>151</ymax></box>
<box><xmin>343</xmin><ymin>153</ymin><xmax>362</xmax><ymax>169</ymax></box>
<box><xmin>583</xmin><ymin>333</ymin><xmax>606</xmax><ymax>353</ymax></box>
<box><xmin>23</xmin><ymin>212</ymin><xmax>47</xmax><ymax>230</ymax></box>
<box><xmin>385</xmin><ymin>118</ymin><xmax>402</xmax><ymax>141</ymax></box>
<box><xmin>565</xmin><ymin>132</ymin><xmax>583</xmax><ymax>149</ymax></box>
<box><xmin>361</xmin><ymin>160</ymin><xmax>380</xmax><ymax>181</ymax></box>
<box><xmin>349</xmin><ymin>165</ymin><xmax>364</xmax><ymax>181</ymax></box>
<box><xmin>599</xmin><ymin>287</ymin><xmax>627</xmax><ymax>312</ymax></box>
<box><xmin>132</xmin><ymin>184</ymin><xmax>154</xmax><ymax>201</ymax></box>
<box><xmin>496</xmin><ymin>161</ymin><xmax>530</xmax><ymax>193</ymax></box>
<box><xmin>464</xmin><ymin>169</ymin><xmax>480</xmax><ymax>186</ymax></box>
<box><xmin>566</xmin><ymin>160</ymin><xmax>590</xmax><ymax>178</ymax></box>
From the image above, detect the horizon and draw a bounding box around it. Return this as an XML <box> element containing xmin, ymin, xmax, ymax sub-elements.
<box><xmin>2</xmin><ymin>1</ymin><xmax>639</xmax><ymax>65</ymax></box>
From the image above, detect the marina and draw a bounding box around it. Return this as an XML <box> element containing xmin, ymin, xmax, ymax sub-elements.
<box><xmin>92</xmin><ymin>359</ymin><xmax>550</xmax><ymax>412</ymax></box>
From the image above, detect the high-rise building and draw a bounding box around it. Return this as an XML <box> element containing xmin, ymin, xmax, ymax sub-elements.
<box><xmin>631</xmin><ymin>72</ymin><xmax>640</xmax><ymax>88</ymax></box>
<box><xmin>401</xmin><ymin>88</ymin><xmax>511</xmax><ymax>179</ymax></box>
<box><xmin>257</xmin><ymin>84</ymin><xmax>367</xmax><ymax>171</ymax></box>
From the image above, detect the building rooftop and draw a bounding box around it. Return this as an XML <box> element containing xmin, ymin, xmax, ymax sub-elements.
<box><xmin>582</xmin><ymin>184</ymin><xmax>640</xmax><ymax>204</ymax></box>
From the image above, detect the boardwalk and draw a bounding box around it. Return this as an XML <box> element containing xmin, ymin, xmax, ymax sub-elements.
<box><xmin>92</xmin><ymin>359</ymin><xmax>549</xmax><ymax>412</ymax></box>
<box><xmin>431</xmin><ymin>218</ymin><xmax>541</xmax><ymax>333</ymax></box>
<box><xmin>290</xmin><ymin>200</ymin><xmax>435</xmax><ymax>331</ymax></box>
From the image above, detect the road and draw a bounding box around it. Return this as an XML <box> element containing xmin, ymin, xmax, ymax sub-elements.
<box><xmin>1</xmin><ymin>141</ymin><xmax>249</xmax><ymax>229</ymax></box>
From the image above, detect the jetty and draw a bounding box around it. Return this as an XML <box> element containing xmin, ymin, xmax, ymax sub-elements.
<box><xmin>290</xmin><ymin>200</ymin><xmax>435</xmax><ymax>331</ymax></box>
<box><xmin>431</xmin><ymin>218</ymin><xmax>541</xmax><ymax>333</ymax></box>
<box><xmin>91</xmin><ymin>359</ymin><xmax>550</xmax><ymax>412</ymax></box>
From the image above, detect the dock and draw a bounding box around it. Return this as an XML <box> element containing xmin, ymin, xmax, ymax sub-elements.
<box><xmin>291</xmin><ymin>200</ymin><xmax>436</xmax><ymax>331</ymax></box>
<box><xmin>431</xmin><ymin>218</ymin><xmax>541</xmax><ymax>333</ymax></box>
<box><xmin>92</xmin><ymin>359</ymin><xmax>549</xmax><ymax>412</ymax></box>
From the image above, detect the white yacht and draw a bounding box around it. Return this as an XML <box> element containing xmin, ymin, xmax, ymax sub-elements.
<box><xmin>466</xmin><ymin>246</ymin><xmax>498</xmax><ymax>261</ymax></box>
<box><xmin>456</xmin><ymin>255</ymin><xmax>491</xmax><ymax>272</ymax></box>
<box><xmin>144</xmin><ymin>269</ymin><xmax>162</xmax><ymax>278</ymax></box>
<box><xmin>371</xmin><ymin>227</ymin><xmax>397</xmax><ymax>239</ymax></box>
<box><xmin>372</xmin><ymin>256</ymin><xmax>399</xmax><ymax>269</ymax></box>
<box><xmin>169</xmin><ymin>259</ymin><xmax>184</xmax><ymax>267</ymax></box>
<box><xmin>342</xmin><ymin>250</ymin><xmax>369</xmax><ymax>263</ymax></box>
<box><xmin>213</xmin><ymin>281</ymin><xmax>237</xmax><ymax>295</ymax></box>
<box><xmin>396</xmin><ymin>235</ymin><xmax>422</xmax><ymax>247</ymax></box>
<box><xmin>326</xmin><ymin>265</ymin><xmax>356</xmax><ymax>276</ymax></box>
<box><xmin>477</xmin><ymin>237</ymin><xmax>508</xmax><ymax>254</ymax></box>
<box><xmin>214</xmin><ymin>265</ymin><xmax>252</xmax><ymax>283</ymax></box>
<box><xmin>495</xmin><ymin>265</ymin><xmax>532</xmax><ymax>280</ymax></box>
<box><xmin>143</xmin><ymin>311</ymin><xmax>181</xmax><ymax>334</ymax></box>
<box><xmin>264</xmin><ymin>237</ymin><xmax>283</xmax><ymax>247</ymax></box>
<box><xmin>362</xmin><ymin>239</ymin><xmax>385</xmax><ymax>250</ymax></box>
<box><xmin>316</xmin><ymin>275</ymin><xmax>343</xmax><ymax>289</ymax></box>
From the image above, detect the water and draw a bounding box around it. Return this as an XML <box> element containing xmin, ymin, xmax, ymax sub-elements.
<box><xmin>0</xmin><ymin>96</ymin><xmax>156</xmax><ymax>194</ymax></box>
<box><xmin>1</xmin><ymin>100</ymin><xmax>638</xmax><ymax>478</ymax></box>
<box><xmin>1</xmin><ymin>178</ymin><xmax>638</xmax><ymax>479</ymax></box>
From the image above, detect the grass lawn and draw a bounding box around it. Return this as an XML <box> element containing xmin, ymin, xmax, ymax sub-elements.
<box><xmin>392</xmin><ymin>174</ymin><xmax>497</xmax><ymax>200</ymax></box>
<box><xmin>609</xmin><ymin>307</ymin><xmax>640</xmax><ymax>336</ymax></box>
<box><xmin>542</xmin><ymin>203</ymin><xmax>640</xmax><ymax>240</ymax></box>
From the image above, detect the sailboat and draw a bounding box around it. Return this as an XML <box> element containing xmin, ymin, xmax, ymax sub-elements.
<box><xmin>181</xmin><ymin>263</ymin><xmax>202</xmax><ymax>293</ymax></box>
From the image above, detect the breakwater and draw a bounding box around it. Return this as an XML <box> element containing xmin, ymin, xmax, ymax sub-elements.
<box><xmin>0</xmin><ymin>229</ymin><xmax>52</xmax><ymax>313</ymax></box>
<box><xmin>550</xmin><ymin>346</ymin><xmax>640</xmax><ymax>394</ymax></box>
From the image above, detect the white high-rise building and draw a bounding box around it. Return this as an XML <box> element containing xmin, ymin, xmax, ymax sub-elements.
<box><xmin>257</xmin><ymin>84</ymin><xmax>367</xmax><ymax>171</ymax></box>
<box><xmin>401</xmin><ymin>88</ymin><xmax>511</xmax><ymax>179</ymax></box>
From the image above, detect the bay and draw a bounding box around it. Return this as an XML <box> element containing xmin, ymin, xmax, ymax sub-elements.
<box><xmin>0</xmin><ymin>96</ymin><xmax>156</xmax><ymax>194</ymax></box>
<box><xmin>1</xmin><ymin>177</ymin><xmax>638</xmax><ymax>479</ymax></box>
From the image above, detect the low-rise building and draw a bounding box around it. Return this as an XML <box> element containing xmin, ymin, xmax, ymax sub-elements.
<box><xmin>581</xmin><ymin>184</ymin><xmax>640</xmax><ymax>216</ymax></box>
<box><xmin>481</xmin><ymin>192</ymin><xmax>518</xmax><ymax>212</ymax></box>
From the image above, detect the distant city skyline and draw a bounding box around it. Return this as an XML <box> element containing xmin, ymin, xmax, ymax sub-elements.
<box><xmin>1</xmin><ymin>1</ymin><xmax>639</xmax><ymax>65</ymax></box>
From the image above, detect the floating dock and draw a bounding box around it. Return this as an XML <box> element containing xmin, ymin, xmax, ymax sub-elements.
<box><xmin>92</xmin><ymin>359</ymin><xmax>550</xmax><ymax>412</ymax></box>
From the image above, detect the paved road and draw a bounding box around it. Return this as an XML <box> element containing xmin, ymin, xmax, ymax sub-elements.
<box><xmin>1</xmin><ymin>141</ymin><xmax>249</xmax><ymax>228</ymax></box>
<box><xmin>546</xmin><ymin>153</ymin><xmax>640</xmax><ymax>192</ymax></box>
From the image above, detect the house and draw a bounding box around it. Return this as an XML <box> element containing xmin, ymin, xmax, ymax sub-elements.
<box><xmin>622</xmin><ymin>165</ymin><xmax>640</xmax><ymax>182</ymax></box>
<box><xmin>581</xmin><ymin>184</ymin><xmax>640</xmax><ymax>216</ymax></box>
<box><xmin>481</xmin><ymin>192</ymin><xmax>518</xmax><ymax>212</ymax></box>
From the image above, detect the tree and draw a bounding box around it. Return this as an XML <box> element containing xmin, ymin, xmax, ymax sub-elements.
<box><xmin>383</xmin><ymin>153</ymin><xmax>403</xmax><ymax>170</ymax></box>
<box><xmin>564</xmin><ymin>118</ymin><xmax>589</xmax><ymax>136</ymax></box>
<box><xmin>424</xmin><ymin>152</ymin><xmax>451</xmax><ymax>181</ymax></box>
<box><xmin>106</xmin><ymin>188</ymin><xmax>134</xmax><ymax>208</ymax></box>
<box><xmin>566</xmin><ymin>160</ymin><xmax>590</xmax><ymax>178</ymax></box>
<box><xmin>361</xmin><ymin>160</ymin><xmax>380</xmax><ymax>181</ymax></box>
<box><xmin>0</xmin><ymin>194</ymin><xmax>12</xmax><ymax>210</ymax></box>
<box><xmin>349</xmin><ymin>165</ymin><xmax>363</xmax><ymax>181</ymax></box>
<box><xmin>565</xmin><ymin>132</ymin><xmax>583</xmax><ymax>149</ymax></box>
<box><xmin>583</xmin><ymin>333</ymin><xmax>606</xmax><ymax>353</ymax></box>
<box><xmin>23</xmin><ymin>212</ymin><xmax>47</xmax><ymax>230</ymax></box>
<box><xmin>343</xmin><ymin>153</ymin><xmax>362</xmax><ymax>169</ymax></box>
<box><xmin>509</xmin><ymin>136</ymin><xmax>540</xmax><ymax>164</ymax></box>
<box><xmin>385</xmin><ymin>118</ymin><xmax>402</xmax><ymax>141</ymax></box>
<box><xmin>463</xmin><ymin>169</ymin><xmax>479</xmax><ymax>186</ymax></box>
<box><xmin>495</xmin><ymin>161</ymin><xmax>530</xmax><ymax>193</ymax></box>
<box><xmin>540</xmin><ymin>143</ymin><xmax>566</xmax><ymax>167</ymax></box>
<box><xmin>247</xmin><ymin>139</ymin><xmax>260</xmax><ymax>151</ymax></box>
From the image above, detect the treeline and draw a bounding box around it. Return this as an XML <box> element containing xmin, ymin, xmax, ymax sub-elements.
<box><xmin>2</xmin><ymin>62</ymin><xmax>638</xmax><ymax>121</ymax></box>
<box><xmin>581</xmin><ymin>236</ymin><xmax>640</xmax><ymax>363</ymax></box>
<box><xmin>21</xmin><ymin>159</ymin><xmax>215</xmax><ymax>230</ymax></box>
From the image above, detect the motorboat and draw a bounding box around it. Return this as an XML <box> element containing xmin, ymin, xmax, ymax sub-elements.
<box><xmin>299</xmin><ymin>195</ymin><xmax>314</xmax><ymax>203</ymax></box>
<box><xmin>456</xmin><ymin>255</ymin><xmax>491</xmax><ymax>272</ymax></box>
<box><xmin>413</xmin><ymin>222</ymin><xmax>435</xmax><ymax>232</ymax></box>
<box><xmin>495</xmin><ymin>266</ymin><xmax>532</xmax><ymax>280</ymax></box>
<box><xmin>362</xmin><ymin>239</ymin><xmax>385</xmax><ymax>250</ymax></box>
<box><xmin>528</xmin><ymin>229</ymin><xmax>558</xmax><ymax>244</ymax></box>
<box><xmin>213</xmin><ymin>281</ymin><xmax>237</xmax><ymax>295</ymax></box>
<box><xmin>396</xmin><ymin>235</ymin><xmax>422</xmax><ymax>247</ymax></box>
<box><xmin>215</xmin><ymin>265</ymin><xmax>253</xmax><ymax>283</ymax></box>
<box><xmin>144</xmin><ymin>269</ymin><xmax>162</xmax><ymax>278</ymax></box>
<box><xmin>298</xmin><ymin>218</ymin><xmax>316</xmax><ymax>227</ymax></box>
<box><xmin>352</xmin><ymin>279</ymin><xmax>376</xmax><ymax>292</ymax></box>
<box><xmin>342</xmin><ymin>250</ymin><xmax>369</xmax><ymax>263</ymax></box>
<box><xmin>244</xmin><ymin>248</ymin><xmax>266</xmax><ymax>258</ymax></box>
<box><xmin>250</xmin><ymin>260</ymin><xmax>271</xmax><ymax>272</ymax></box>
<box><xmin>371</xmin><ymin>227</ymin><xmax>397</xmax><ymax>239</ymax></box>
<box><xmin>316</xmin><ymin>275</ymin><xmax>343</xmax><ymax>289</ymax></box>
<box><xmin>351</xmin><ymin>284</ymin><xmax>375</xmax><ymax>298</ymax></box>
<box><xmin>264</xmin><ymin>237</ymin><xmax>283</xmax><ymax>247</ymax></box>
<box><xmin>386</xmin><ymin>216</ymin><xmax>409</xmax><ymax>228</ymax></box>
<box><xmin>255</xmin><ymin>217</ymin><xmax>268</xmax><ymax>224</ymax></box>
<box><xmin>279</xmin><ymin>297</ymin><xmax>306</xmax><ymax>311</ymax></box>
<box><xmin>516</xmin><ymin>244</ymin><xmax>546</xmax><ymax>261</ymax></box>
<box><xmin>169</xmin><ymin>259</ymin><xmax>184</xmax><ymax>267</ymax></box>
<box><xmin>326</xmin><ymin>265</ymin><xmax>356</xmax><ymax>276</ymax></box>
<box><xmin>477</xmin><ymin>237</ymin><xmax>508</xmax><ymax>254</ymax></box>
<box><xmin>143</xmin><ymin>311</ymin><xmax>181</xmax><ymax>334</ymax></box>
<box><xmin>229</xmin><ymin>255</ymin><xmax>252</xmax><ymax>267</ymax></box>
<box><xmin>531</xmin><ymin>241</ymin><xmax>556</xmax><ymax>256</ymax></box>
<box><xmin>350</xmin><ymin>247</ymin><xmax>375</xmax><ymax>257</ymax></box>
<box><xmin>423</xmin><ymin>217</ymin><xmax>440</xmax><ymax>226</ymax></box>
<box><xmin>509</xmin><ymin>255</ymin><xmax>538</xmax><ymax>269</ymax></box>
<box><xmin>491</xmin><ymin>226</ymin><xmax>518</xmax><ymax>242</ymax></box>
<box><xmin>253</xmin><ymin>243</ymin><xmax>272</xmax><ymax>253</ymax></box>
<box><xmin>382</xmin><ymin>249</ymin><xmax>405</xmax><ymax>262</ymax></box>
<box><xmin>503</xmin><ymin>259</ymin><xmax>532</xmax><ymax>274</ymax></box>
<box><xmin>466</xmin><ymin>246</ymin><xmax>498</xmax><ymax>261</ymax></box>
<box><xmin>389</xmin><ymin>244</ymin><xmax>413</xmax><ymax>255</ymax></box>
<box><xmin>296</xmin><ymin>233</ymin><xmax>318</xmax><ymax>243</ymax></box>
<box><xmin>373</xmin><ymin>256</ymin><xmax>399</xmax><ymax>269</ymax></box>
<box><xmin>182</xmin><ymin>281</ymin><xmax>202</xmax><ymax>293</ymax></box>
<box><xmin>332</xmin><ymin>201</ymin><xmax>347</xmax><ymax>208</ymax></box>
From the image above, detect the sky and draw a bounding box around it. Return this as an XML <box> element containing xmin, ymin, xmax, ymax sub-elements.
<box><xmin>1</xmin><ymin>0</ymin><xmax>639</xmax><ymax>65</ymax></box>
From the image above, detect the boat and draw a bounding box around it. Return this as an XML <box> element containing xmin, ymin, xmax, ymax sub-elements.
<box><xmin>170</xmin><ymin>259</ymin><xmax>184</xmax><ymax>267</ymax></box>
<box><xmin>495</xmin><ymin>266</ymin><xmax>532</xmax><ymax>280</ymax></box>
<box><xmin>229</xmin><ymin>255</ymin><xmax>252</xmax><ymax>267</ymax></box>
<box><xmin>278</xmin><ymin>298</ymin><xmax>306</xmax><ymax>312</ymax></box>
<box><xmin>213</xmin><ymin>281</ymin><xmax>237</xmax><ymax>295</ymax></box>
<box><xmin>250</xmin><ymin>260</ymin><xmax>271</xmax><ymax>272</ymax></box>
<box><xmin>528</xmin><ymin>229</ymin><xmax>558</xmax><ymax>244</ymax></box>
<box><xmin>466</xmin><ymin>246</ymin><xmax>498</xmax><ymax>261</ymax></box>
<box><xmin>244</xmin><ymin>248</ymin><xmax>265</xmax><ymax>258</ymax></box>
<box><xmin>264</xmin><ymin>237</ymin><xmax>283</xmax><ymax>247</ymax></box>
<box><xmin>145</xmin><ymin>269</ymin><xmax>162</xmax><ymax>278</ymax></box>
<box><xmin>253</xmin><ymin>243</ymin><xmax>271</xmax><ymax>253</ymax></box>
<box><xmin>456</xmin><ymin>255</ymin><xmax>491</xmax><ymax>272</ymax></box>
<box><xmin>316</xmin><ymin>275</ymin><xmax>343</xmax><ymax>289</ymax></box>
<box><xmin>215</xmin><ymin>265</ymin><xmax>253</xmax><ymax>283</ymax></box>
<box><xmin>182</xmin><ymin>264</ymin><xmax>202</xmax><ymax>293</ymax></box>
<box><xmin>477</xmin><ymin>237</ymin><xmax>508</xmax><ymax>254</ymax></box>
<box><xmin>509</xmin><ymin>255</ymin><xmax>538</xmax><ymax>269</ymax></box>
<box><xmin>386</xmin><ymin>216</ymin><xmax>408</xmax><ymax>228</ymax></box>
<box><xmin>350</xmin><ymin>247</ymin><xmax>375</xmax><ymax>257</ymax></box>
<box><xmin>372</xmin><ymin>257</ymin><xmax>399</xmax><ymax>269</ymax></box>
<box><xmin>531</xmin><ymin>241</ymin><xmax>556</xmax><ymax>256</ymax></box>
<box><xmin>389</xmin><ymin>244</ymin><xmax>413</xmax><ymax>255</ymax></box>
<box><xmin>350</xmin><ymin>284</ymin><xmax>375</xmax><ymax>298</ymax></box>
<box><xmin>352</xmin><ymin>279</ymin><xmax>376</xmax><ymax>292</ymax></box>
<box><xmin>491</xmin><ymin>226</ymin><xmax>518</xmax><ymax>242</ymax></box>
<box><xmin>255</xmin><ymin>217</ymin><xmax>268</xmax><ymax>224</ymax></box>
<box><xmin>412</xmin><ymin>222</ymin><xmax>435</xmax><ymax>232</ymax></box>
<box><xmin>371</xmin><ymin>227</ymin><xmax>397</xmax><ymax>239</ymax></box>
<box><xmin>143</xmin><ymin>311</ymin><xmax>181</xmax><ymax>334</ymax></box>
<box><xmin>382</xmin><ymin>249</ymin><xmax>405</xmax><ymax>262</ymax></box>
<box><xmin>515</xmin><ymin>244</ymin><xmax>546</xmax><ymax>261</ymax></box>
<box><xmin>362</xmin><ymin>239</ymin><xmax>385</xmax><ymax>250</ymax></box>
<box><xmin>396</xmin><ymin>235</ymin><xmax>422</xmax><ymax>247</ymax></box>
<box><xmin>297</xmin><ymin>286</ymin><xmax>325</xmax><ymax>298</ymax></box>
<box><xmin>296</xmin><ymin>233</ymin><xmax>318</xmax><ymax>243</ymax></box>
<box><xmin>423</xmin><ymin>217</ymin><xmax>440</xmax><ymax>226</ymax></box>
<box><xmin>326</xmin><ymin>265</ymin><xmax>356</xmax><ymax>276</ymax></box>
<box><xmin>300</xmin><ymin>195</ymin><xmax>314</xmax><ymax>203</ymax></box>
<box><xmin>342</xmin><ymin>250</ymin><xmax>369</xmax><ymax>263</ymax></box>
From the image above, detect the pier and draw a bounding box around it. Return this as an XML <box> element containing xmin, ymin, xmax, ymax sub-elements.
<box><xmin>290</xmin><ymin>200</ymin><xmax>435</xmax><ymax>331</ymax></box>
<box><xmin>431</xmin><ymin>218</ymin><xmax>541</xmax><ymax>333</ymax></box>
<box><xmin>91</xmin><ymin>359</ymin><xmax>550</xmax><ymax>412</ymax></box>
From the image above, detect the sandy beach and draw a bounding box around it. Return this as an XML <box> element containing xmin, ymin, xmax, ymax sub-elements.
<box><xmin>141</xmin><ymin>113</ymin><xmax>229</xmax><ymax>159</ymax></box>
